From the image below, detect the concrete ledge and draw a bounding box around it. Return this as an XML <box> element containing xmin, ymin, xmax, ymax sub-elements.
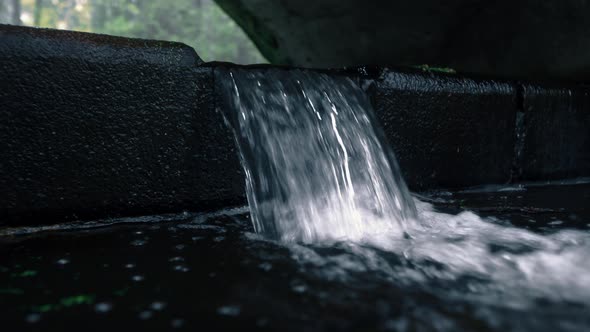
<box><xmin>369</xmin><ymin>69</ymin><xmax>516</xmax><ymax>190</ymax></box>
<box><xmin>519</xmin><ymin>83</ymin><xmax>590</xmax><ymax>180</ymax></box>
<box><xmin>0</xmin><ymin>25</ymin><xmax>244</xmax><ymax>226</ymax></box>
<box><xmin>1</xmin><ymin>25</ymin><xmax>589</xmax><ymax>226</ymax></box>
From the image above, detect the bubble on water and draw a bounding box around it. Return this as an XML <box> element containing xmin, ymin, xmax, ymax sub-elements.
<box><xmin>285</xmin><ymin>200</ymin><xmax>590</xmax><ymax>307</ymax></box>
<box><xmin>131</xmin><ymin>240</ymin><xmax>147</xmax><ymax>246</ymax></box>
<box><xmin>174</xmin><ymin>245</ymin><xmax>185</xmax><ymax>251</ymax></box>
<box><xmin>258</xmin><ymin>262</ymin><xmax>272</xmax><ymax>271</ymax></box>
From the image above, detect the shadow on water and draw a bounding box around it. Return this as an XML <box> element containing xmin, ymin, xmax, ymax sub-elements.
<box><xmin>1</xmin><ymin>182</ymin><xmax>590</xmax><ymax>331</ymax></box>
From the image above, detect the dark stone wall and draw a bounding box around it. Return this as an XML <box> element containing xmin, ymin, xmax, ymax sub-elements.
<box><xmin>0</xmin><ymin>25</ymin><xmax>244</xmax><ymax>226</ymax></box>
<box><xmin>1</xmin><ymin>25</ymin><xmax>589</xmax><ymax>227</ymax></box>
<box><xmin>519</xmin><ymin>84</ymin><xmax>590</xmax><ymax>180</ymax></box>
<box><xmin>369</xmin><ymin>70</ymin><xmax>516</xmax><ymax>190</ymax></box>
<box><xmin>215</xmin><ymin>0</ymin><xmax>590</xmax><ymax>81</ymax></box>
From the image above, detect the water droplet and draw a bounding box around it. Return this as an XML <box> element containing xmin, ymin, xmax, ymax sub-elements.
<box><xmin>125</xmin><ymin>263</ymin><xmax>135</xmax><ymax>269</ymax></box>
<box><xmin>131</xmin><ymin>240</ymin><xmax>147</xmax><ymax>246</ymax></box>
<box><xmin>138</xmin><ymin>311</ymin><xmax>152</xmax><ymax>320</ymax></box>
<box><xmin>132</xmin><ymin>275</ymin><xmax>144</xmax><ymax>282</ymax></box>
<box><xmin>173</xmin><ymin>265</ymin><xmax>189</xmax><ymax>272</ymax></box>
<box><xmin>258</xmin><ymin>262</ymin><xmax>272</xmax><ymax>271</ymax></box>
<box><xmin>169</xmin><ymin>256</ymin><xmax>184</xmax><ymax>262</ymax></box>
<box><xmin>171</xmin><ymin>318</ymin><xmax>185</xmax><ymax>328</ymax></box>
<box><xmin>25</xmin><ymin>313</ymin><xmax>41</xmax><ymax>323</ymax></box>
<box><xmin>95</xmin><ymin>302</ymin><xmax>112</xmax><ymax>313</ymax></box>
<box><xmin>292</xmin><ymin>284</ymin><xmax>307</xmax><ymax>294</ymax></box>
<box><xmin>175</xmin><ymin>244</ymin><xmax>185</xmax><ymax>250</ymax></box>
<box><xmin>257</xmin><ymin>317</ymin><xmax>269</xmax><ymax>327</ymax></box>
<box><xmin>150</xmin><ymin>302</ymin><xmax>166</xmax><ymax>311</ymax></box>
<box><xmin>217</xmin><ymin>305</ymin><xmax>240</xmax><ymax>316</ymax></box>
<box><xmin>56</xmin><ymin>258</ymin><xmax>69</xmax><ymax>265</ymax></box>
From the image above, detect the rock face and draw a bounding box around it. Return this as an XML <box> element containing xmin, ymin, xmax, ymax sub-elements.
<box><xmin>215</xmin><ymin>0</ymin><xmax>590</xmax><ymax>81</ymax></box>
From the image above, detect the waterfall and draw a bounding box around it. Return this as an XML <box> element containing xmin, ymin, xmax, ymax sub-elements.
<box><xmin>217</xmin><ymin>67</ymin><xmax>590</xmax><ymax>307</ymax></box>
<box><xmin>217</xmin><ymin>68</ymin><xmax>419</xmax><ymax>242</ymax></box>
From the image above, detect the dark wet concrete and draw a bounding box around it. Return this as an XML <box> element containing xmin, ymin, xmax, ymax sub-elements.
<box><xmin>0</xmin><ymin>24</ymin><xmax>244</xmax><ymax>227</ymax></box>
<box><xmin>370</xmin><ymin>69</ymin><xmax>516</xmax><ymax>190</ymax></box>
<box><xmin>2</xmin><ymin>24</ymin><xmax>589</xmax><ymax>229</ymax></box>
<box><xmin>1</xmin><ymin>182</ymin><xmax>589</xmax><ymax>331</ymax></box>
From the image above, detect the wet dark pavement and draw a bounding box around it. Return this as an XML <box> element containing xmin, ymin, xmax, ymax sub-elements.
<box><xmin>1</xmin><ymin>181</ymin><xmax>589</xmax><ymax>331</ymax></box>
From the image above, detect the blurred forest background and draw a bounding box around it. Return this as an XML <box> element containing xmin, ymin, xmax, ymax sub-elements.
<box><xmin>0</xmin><ymin>0</ymin><xmax>267</xmax><ymax>64</ymax></box>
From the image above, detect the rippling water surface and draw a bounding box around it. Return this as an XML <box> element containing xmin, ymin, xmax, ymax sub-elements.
<box><xmin>1</xmin><ymin>183</ymin><xmax>589</xmax><ymax>331</ymax></box>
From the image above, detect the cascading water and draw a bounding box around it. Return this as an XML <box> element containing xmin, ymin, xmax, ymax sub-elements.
<box><xmin>218</xmin><ymin>68</ymin><xmax>418</xmax><ymax>243</ymax></box>
<box><xmin>218</xmin><ymin>68</ymin><xmax>590</xmax><ymax>317</ymax></box>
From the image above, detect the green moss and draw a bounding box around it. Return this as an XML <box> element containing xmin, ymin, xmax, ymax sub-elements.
<box><xmin>0</xmin><ymin>288</ymin><xmax>24</xmax><ymax>295</ymax></box>
<box><xmin>32</xmin><ymin>294</ymin><xmax>95</xmax><ymax>313</ymax></box>
<box><xmin>412</xmin><ymin>64</ymin><xmax>457</xmax><ymax>74</ymax></box>
<box><xmin>113</xmin><ymin>287</ymin><xmax>130</xmax><ymax>297</ymax></box>
<box><xmin>60</xmin><ymin>294</ymin><xmax>95</xmax><ymax>307</ymax></box>
<box><xmin>12</xmin><ymin>270</ymin><xmax>38</xmax><ymax>278</ymax></box>
<box><xmin>36</xmin><ymin>304</ymin><xmax>55</xmax><ymax>313</ymax></box>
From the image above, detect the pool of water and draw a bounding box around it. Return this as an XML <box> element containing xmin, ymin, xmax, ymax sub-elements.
<box><xmin>1</xmin><ymin>181</ymin><xmax>589</xmax><ymax>331</ymax></box>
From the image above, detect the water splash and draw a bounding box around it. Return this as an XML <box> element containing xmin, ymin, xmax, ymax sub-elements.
<box><xmin>218</xmin><ymin>68</ymin><xmax>418</xmax><ymax>242</ymax></box>
<box><xmin>218</xmin><ymin>68</ymin><xmax>590</xmax><ymax>310</ymax></box>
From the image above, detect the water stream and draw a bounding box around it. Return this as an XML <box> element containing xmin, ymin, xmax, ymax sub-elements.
<box><xmin>218</xmin><ymin>68</ymin><xmax>590</xmax><ymax>311</ymax></box>
<box><xmin>218</xmin><ymin>68</ymin><xmax>418</xmax><ymax>243</ymax></box>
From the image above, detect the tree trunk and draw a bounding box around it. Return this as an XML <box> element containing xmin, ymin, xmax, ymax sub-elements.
<box><xmin>34</xmin><ymin>0</ymin><xmax>43</xmax><ymax>26</ymax></box>
<box><xmin>11</xmin><ymin>0</ymin><xmax>21</xmax><ymax>25</ymax></box>
<box><xmin>91</xmin><ymin>0</ymin><xmax>107</xmax><ymax>31</ymax></box>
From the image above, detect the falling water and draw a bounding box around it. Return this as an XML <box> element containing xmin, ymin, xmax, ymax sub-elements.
<box><xmin>218</xmin><ymin>68</ymin><xmax>590</xmax><ymax>315</ymax></box>
<box><xmin>218</xmin><ymin>68</ymin><xmax>418</xmax><ymax>242</ymax></box>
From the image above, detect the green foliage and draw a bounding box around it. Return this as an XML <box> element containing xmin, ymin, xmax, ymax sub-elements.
<box><xmin>7</xmin><ymin>0</ymin><xmax>266</xmax><ymax>64</ymax></box>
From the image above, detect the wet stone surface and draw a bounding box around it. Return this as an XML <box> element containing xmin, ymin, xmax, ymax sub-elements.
<box><xmin>1</xmin><ymin>182</ymin><xmax>590</xmax><ymax>331</ymax></box>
